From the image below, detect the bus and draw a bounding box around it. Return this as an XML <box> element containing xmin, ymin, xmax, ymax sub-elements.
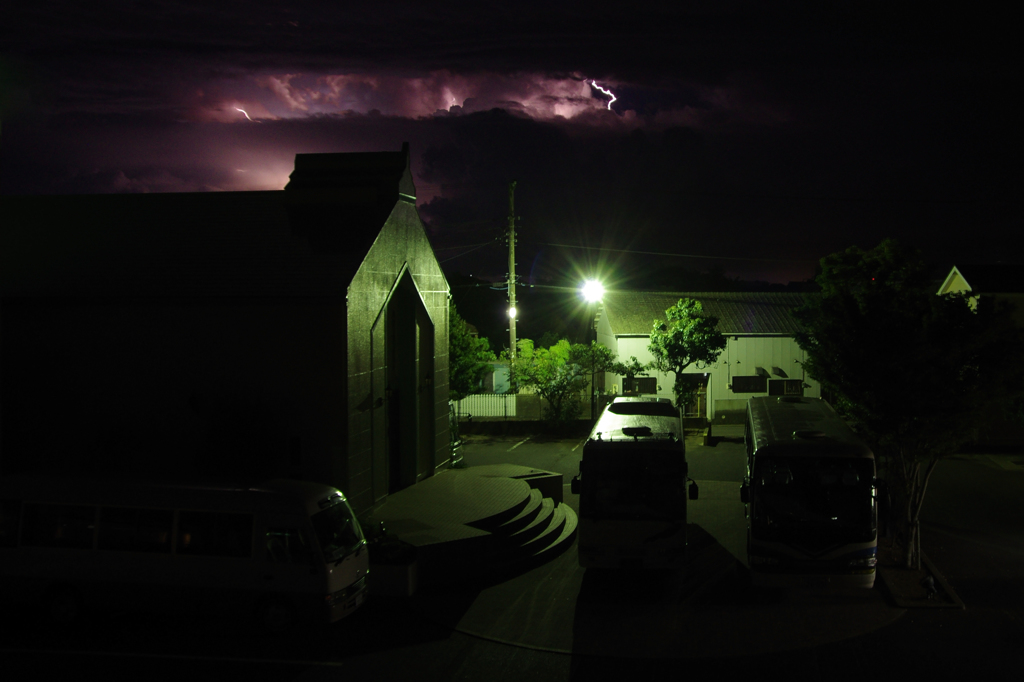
<box><xmin>0</xmin><ymin>476</ymin><xmax>369</xmax><ymax>630</ymax></box>
<box><xmin>571</xmin><ymin>397</ymin><xmax>697</xmax><ymax>569</ymax></box>
<box><xmin>740</xmin><ymin>397</ymin><xmax>878</xmax><ymax>587</ymax></box>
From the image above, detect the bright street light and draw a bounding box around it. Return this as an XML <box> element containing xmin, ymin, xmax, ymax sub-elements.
<box><xmin>581</xmin><ymin>279</ymin><xmax>605</xmax><ymax>303</ymax></box>
<box><xmin>508</xmin><ymin>306</ymin><xmax>517</xmax><ymax>319</ymax></box>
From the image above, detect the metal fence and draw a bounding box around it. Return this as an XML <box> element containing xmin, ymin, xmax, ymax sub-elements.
<box><xmin>453</xmin><ymin>393</ymin><xmax>614</xmax><ymax>421</ymax></box>
<box><xmin>454</xmin><ymin>393</ymin><xmax>518</xmax><ymax>419</ymax></box>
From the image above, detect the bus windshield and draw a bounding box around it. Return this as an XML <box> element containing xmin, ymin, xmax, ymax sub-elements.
<box><xmin>311</xmin><ymin>499</ymin><xmax>364</xmax><ymax>562</ymax></box>
<box><xmin>585</xmin><ymin>450</ymin><xmax>686</xmax><ymax>521</ymax></box>
<box><xmin>752</xmin><ymin>456</ymin><xmax>874</xmax><ymax>539</ymax></box>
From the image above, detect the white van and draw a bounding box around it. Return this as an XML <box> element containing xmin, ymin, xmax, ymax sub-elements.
<box><xmin>0</xmin><ymin>476</ymin><xmax>369</xmax><ymax>630</ymax></box>
<box><xmin>571</xmin><ymin>397</ymin><xmax>696</xmax><ymax>569</ymax></box>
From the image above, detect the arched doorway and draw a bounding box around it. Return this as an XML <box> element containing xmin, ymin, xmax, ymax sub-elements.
<box><xmin>371</xmin><ymin>268</ymin><xmax>435</xmax><ymax>499</ymax></box>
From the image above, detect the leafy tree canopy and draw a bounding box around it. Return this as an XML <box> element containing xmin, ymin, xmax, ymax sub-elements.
<box><xmin>648</xmin><ymin>298</ymin><xmax>727</xmax><ymax>409</ymax></box>
<box><xmin>610</xmin><ymin>356</ymin><xmax>651</xmax><ymax>380</ymax></box>
<box><xmin>448</xmin><ymin>302</ymin><xmax>497</xmax><ymax>401</ymax></box>
<box><xmin>794</xmin><ymin>239</ymin><xmax>1024</xmax><ymax>567</ymax></box>
<box><xmin>506</xmin><ymin>338</ymin><xmax>619</xmax><ymax>425</ymax></box>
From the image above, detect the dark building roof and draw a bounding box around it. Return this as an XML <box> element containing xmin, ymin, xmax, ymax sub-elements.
<box><xmin>602</xmin><ymin>291</ymin><xmax>815</xmax><ymax>336</ymax></box>
<box><xmin>2</xmin><ymin>146</ymin><xmax>415</xmax><ymax>298</ymax></box>
<box><xmin>950</xmin><ymin>264</ymin><xmax>1024</xmax><ymax>294</ymax></box>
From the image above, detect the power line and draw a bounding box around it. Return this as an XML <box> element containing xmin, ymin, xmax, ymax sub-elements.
<box><xmin>433</xmin><ymin>240</ymin><xmax>494</xmax><ymax>252</ymax></box>
<box><xmin>437</xmin><ymin>242</ymin><xmax>493</xmax><ymax>263</ymax></box>
<box><xmin>533</xmin><ymin>242</ymin><xmax>817</xmax><ymax>263</ymax></box>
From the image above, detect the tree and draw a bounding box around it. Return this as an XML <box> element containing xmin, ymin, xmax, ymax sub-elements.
<box><xmin>569</xmin><ymin>340</ymin><xmax>622</xmax><ymax>420</ymax></box>
<box><xmin>648</xmin><ymin>298</ymin><xmax>727</xmax><ymax>411</ymax></box>
<box><xmin>448</xmin><ymin>302</ymin><xmax>497</xmax><ymax>401</ymax></box>
<box><xmin>506</xmin><ymin>338</ymin><xmax>619</xmax><ymax>425</ymax></box>
<box><xmin>610</xmin><ymin>355</ymin><xmax>652</xmax><ymax>394</ymax></box>
<box><xmin>793</xmin><ymin>239</ymin><xmax>1024</xmax><ymax>569</ymax></box>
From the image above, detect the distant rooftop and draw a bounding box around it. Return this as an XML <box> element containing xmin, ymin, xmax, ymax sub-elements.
<box><xmin>602</xmin><ymin>291</ymin><xmax>815</xmax><ymax>336</ymax></box>
<box><xmin>2</xmin><ymin>146</ymin><xmax>416</xmax><ymax>297</ymax></box>
<box><xmin>948</xmin><ymin>264</ymin><xmax>1024</xmax><ymax>294</ymax></box>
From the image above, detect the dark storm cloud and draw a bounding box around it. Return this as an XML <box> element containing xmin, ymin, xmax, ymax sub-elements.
<box><xmin>2</xmin><ymin>3</ymin><xmax>1019</xmax><ymax>283</ymax></box>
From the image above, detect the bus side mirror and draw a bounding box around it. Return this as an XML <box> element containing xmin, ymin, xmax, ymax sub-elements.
<box><xmin>740</xmin><ymin>484</ymin><xmax>749</xmax><ymax>504</ymax></box>
<box><xmin>688</xmin><ymin>481</ymin><xmax>699</xmax><ymax>500</ymax></box>
<box><xmin>570</xmin><ymin>475</ymin><xmax>580</xmax><ymax>495</ymax></box>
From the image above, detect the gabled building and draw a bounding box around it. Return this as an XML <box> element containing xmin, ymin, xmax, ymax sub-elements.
<box><xmin>937</xmin><ymin>264</ymin><xmax>1024</xmax><ymax>325</ymax></box>
<box><xmin>596</xmin><ymin>291</ymin><xmax>820</xmax><ymax>425</ymax></box>
<box><xmin>0</xmin><ymin>145</ymin><xmax>450</xmax><ymax>514</ymax></box>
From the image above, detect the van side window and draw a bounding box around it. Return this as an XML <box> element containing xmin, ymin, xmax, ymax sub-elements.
<box><xmin>21</xmin><ymin>503</ymin><xmax>96</xmax><ymax>549</ymax></box>
<box><xmin>0</xmin><ymin>500</ymin><xmax>21</xmax><ymax>548</ymax></box>
<box><xmin>265</xmin><ymin>527</ymin><xmax>311</xmax><ymax>564</ymax></box>
<box><xmin>98</xmin><ymin>507</ymin><xmax>173</xmax><ymax>553</ymax></box>
<box><xmin>177</xmin><ymin>511</ymin><xmax>253</xmax><ymax>558</ymax></box>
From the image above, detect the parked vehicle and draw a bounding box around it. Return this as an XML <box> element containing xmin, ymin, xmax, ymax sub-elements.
<box><xmin>740</xmin><ymin>397</ymin><xmax>878</xmax><ymax>587</ymax></box>
<box><xmin>571</xmin><ymin>397</ymin><xmax>697</xmax><ymax>568</ymax></box>
<box><xmin>0</xmin><ymin>476</ymin><xmax>368</xmax><ymax>629</ymax></box>
<box><xmin>449</xmin><ymin>400</ymin><xmax>463</xmax><ymax>467</ymax></box>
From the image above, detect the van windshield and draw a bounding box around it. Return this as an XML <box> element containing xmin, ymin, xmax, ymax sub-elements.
<box><xmin>311</xmin><ymin>499</ymin><xmax>364</xmax><ymax>562</ymax></box>
<box><xmin>585</xmin><ymin>450</ymin><xmax>686</xmax><ymax>521</ymax></box>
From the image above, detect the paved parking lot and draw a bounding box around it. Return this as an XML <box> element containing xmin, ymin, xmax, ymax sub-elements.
<box><xmin>4</xmin><ymin>435</ymin><xmax>1023</xmax><ymax>680</ymax></box>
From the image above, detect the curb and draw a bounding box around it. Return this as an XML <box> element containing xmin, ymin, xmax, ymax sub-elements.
<box><xmin>877</xmin><ymin>553</ymin><xmax>965</xmax><ymax>609</ymax></box>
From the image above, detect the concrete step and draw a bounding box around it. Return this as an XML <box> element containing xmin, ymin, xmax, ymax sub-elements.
<box><xmin>495</xmin><ymin>500</ymin><xmax>566</xmax><ymax>562</ymax></box>
<box><xmin>506</xmin><ymin>496</ymin><xmax>555</xmax><ymax>545</ymax></box>
<box><xmin>517</xmin><ymin>500</ymin><xmax>565</xmax><ymax>554</ymax></box>
<box><xmin>527</xmin><ymin>503</ymin><xmax>578</xmax><ymax>562</ymax></box>
<box><xmin>491</xmin><ymin>502</ymin><xmax>578</xmax><ymax>572</ymax></box>
<box><xmin>370</xmin><ymin>465</ymin><xmax>577</xmax><ymax>591</ymax></box>
<box><xmin>493</xmin><ymin>489</ymin><xmax>544</xmax><ymax>537</ymax></box>
<box><xmin>466</xmin><ymin>488</ymin><xmax>535</xmax><ymax>532</ymax></box>
<box><xmin>509</xmin><ymin>470</ymin><xmax>563</xmax><ymax>505</ymax></box>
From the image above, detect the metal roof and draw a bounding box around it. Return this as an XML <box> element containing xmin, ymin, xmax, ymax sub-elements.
<box><xmin>602</xmin><ymin>291</ymin><xmax>816</xmax><ymax>336</ymax></box>
<box><xmin>747</xmin><ymin>396</ymin><xmax>873</xmax><ymax>459</ymax></box>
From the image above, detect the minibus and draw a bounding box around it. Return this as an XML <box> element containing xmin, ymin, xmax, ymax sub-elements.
<box><xmin>0</xmin><ymin>476</ymin><xmax>369</xmax><ymax>629</ymax></box>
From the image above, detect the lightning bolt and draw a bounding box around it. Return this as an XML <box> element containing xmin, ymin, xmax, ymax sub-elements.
<box><xmin>235</xmin><ymin>107</ymin><xmax>254</xmax><ymax>122</ymax></box>
<box><xmin>590</xmin><ymin>80</ymin><xmax>617</xmax><ymax>111</ymax></box>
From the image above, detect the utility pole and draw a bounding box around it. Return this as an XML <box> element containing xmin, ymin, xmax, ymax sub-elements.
<box><xmin>506</xmin><ymin>181</ymin><xmax>518</xmax><ymax>368</ymax></box>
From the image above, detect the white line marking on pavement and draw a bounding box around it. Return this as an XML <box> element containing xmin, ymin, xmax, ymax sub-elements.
<box><xmin>571</xmin><ymin>438</ymin><xmax>587</xmax><ymax>452</ymax></box>
<box><xmin>508</xmin><ymin>438</ymin><xmax>530</xmax><ymax>451</ymax></box>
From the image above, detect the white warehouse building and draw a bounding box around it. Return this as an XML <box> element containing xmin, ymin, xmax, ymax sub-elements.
<box><xmin>595</xmin><ymin>291</ymin><xmax>822</xmax><ymax>426</ymax></box>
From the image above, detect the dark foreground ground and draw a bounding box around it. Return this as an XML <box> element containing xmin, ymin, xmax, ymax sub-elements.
<box><xmin>2</xmin><ymin>437</ymin><xmax>1023</xmax><ymax>681</ymax></box>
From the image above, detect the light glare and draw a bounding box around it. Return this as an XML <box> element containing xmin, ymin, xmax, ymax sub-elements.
<box><xmin>581</xmin><ymin>279</ymin><xmax>605</xmax><ymax>302</ymax></box>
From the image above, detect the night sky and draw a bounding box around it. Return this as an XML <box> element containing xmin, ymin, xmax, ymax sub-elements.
<box><xmin>1</xmin><ymin>3</ymin><xmax>1019</xmax><ymax>293</ymax></box>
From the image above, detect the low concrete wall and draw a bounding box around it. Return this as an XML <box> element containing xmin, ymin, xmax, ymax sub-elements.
<box><xmin>459</xmin><ymin>420</ymin><xmax>592</xmax><ymax>438</ymax></box>
<box><xmin>713</xmin><ymin>399</ymin><xmax>748</xmax><ymax>424</ymax></box>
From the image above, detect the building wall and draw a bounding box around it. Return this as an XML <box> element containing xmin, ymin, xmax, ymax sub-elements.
<box><xmin>603</xmin><ymin>333</ymin><xmax>820</xmax><ymax>422</ymax></box>
<box><xmin>346</xmin><ymin>199</ymin><xmax>450</xmax><ymax>513</ymax></box>
<box><xmin>0</xmin><ymin>297</ymin><xmax>347</xmax><ymax>484</ymax></box>
<box><xmin>937</xmin><ymin>268</ymin><xmax>979</xmax><ymax>310</ymax></box>
<box><xmin>939</xmin><ymin>269</ymin><xmax>972</xmax><ymax>296</ymax></box>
